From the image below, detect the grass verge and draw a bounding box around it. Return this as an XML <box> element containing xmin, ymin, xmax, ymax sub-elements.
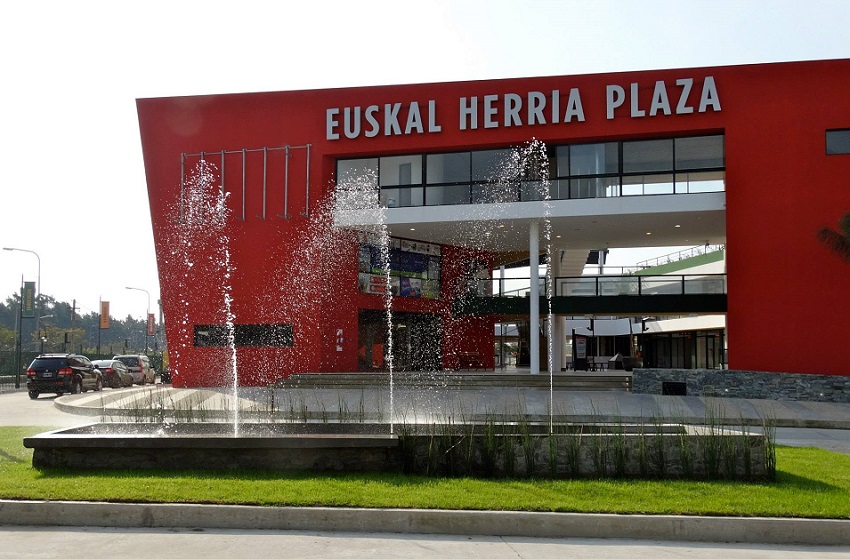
<box><xmin>2</xmin><ymin>426</ymin><xmax>849</xmax><ymax>518</ymax></box>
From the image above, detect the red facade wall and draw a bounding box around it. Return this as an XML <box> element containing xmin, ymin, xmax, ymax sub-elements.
<box><xmin>137</xmin><ymin>59</ymin><xmax>850</xmax><ymax>385</ymax></box>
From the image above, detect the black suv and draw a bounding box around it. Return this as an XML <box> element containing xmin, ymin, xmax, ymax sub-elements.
<box><xmin>26</xmin><ymin>353</ymin><xmax>102</xmax><ymax>399</ymax></box>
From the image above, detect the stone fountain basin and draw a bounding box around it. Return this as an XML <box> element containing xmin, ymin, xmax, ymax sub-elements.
<box><xmin>23</xmin><ymin>422</ymin><xmax>769</xmax><ymax>480</ymax></box>
<box><xmin>24</xmin><ymin>423</ymin><xmax>400</xmax><ymax>471</ymax></box>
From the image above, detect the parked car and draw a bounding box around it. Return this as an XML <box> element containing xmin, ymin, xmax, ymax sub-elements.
<box><xmin>113</xmin><ymin>354</ymin><xmax>155</xmax><ymax>385</ymax></box>
<box><xmin>92</xmin><ymin>359</ymin><xmax>134</xmax><ymax>388</ymax></box>
<box><xmin>26</xmin><ymin>353</ymin><xmax>102</xmax><ymax>399</ymax></box>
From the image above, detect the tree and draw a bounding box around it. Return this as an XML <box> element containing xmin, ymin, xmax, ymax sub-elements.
<box><xmin>0</xmin><ymin>326</ymin><xmax>15</xmax><ymax>351</ymax></box>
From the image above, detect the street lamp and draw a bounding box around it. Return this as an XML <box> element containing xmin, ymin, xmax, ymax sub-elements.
<box><xmin>37</xmin><ymin>314</ymin><xmax>54</xmax><ymax>353</ymax></box>
<box><xmin>125</xmin><ymin>286</ymin><xmax>151</xmax><ymax>352</ymax></box>
<box><xmin>3</xmin><ymin>247</ymin><xmax>42</xmax><ymax>334</ymax></box>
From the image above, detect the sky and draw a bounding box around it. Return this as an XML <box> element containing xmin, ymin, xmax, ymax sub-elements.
<box><xmin>2</xmin><ymin>0</ymin><xmax>849</xmax><ymax>322</ymax></box>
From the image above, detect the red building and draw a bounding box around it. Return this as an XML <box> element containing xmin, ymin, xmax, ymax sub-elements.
<box><xmin>137</xmin><ymin>59</ymin><xmax>850</xmax><ymax>387</ymax></box>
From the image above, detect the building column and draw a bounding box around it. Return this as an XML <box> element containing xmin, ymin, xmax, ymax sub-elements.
<box><xmin>550</xmin><ymin>248</ymin><xmax>566</xmax><ymax>372</ymax></box>
<box><xmin>529</xmin><ymin>220</ymin><xmax>540</xmax><ymax>374</ymax></box>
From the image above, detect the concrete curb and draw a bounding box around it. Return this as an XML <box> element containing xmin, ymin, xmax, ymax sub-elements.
<box><xmin>0</xmin><ymin>500</ymin><xmax>848</xmax><ymax>545</ymax></box>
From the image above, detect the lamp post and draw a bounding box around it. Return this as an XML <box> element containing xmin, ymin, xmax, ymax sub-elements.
<box><xmin>125</xmin><ymin>286</ymin><xmax>151</xmax><ymax>352</ymax></box>
<box><xmin>3</xmin><ymin>247</ymin><xmax>42</xmax><ymax>348</ymax></box>
<box><xmin>37</xmin><ymin>314</ymin><xmax>54</xmax><ymax>353</ymax></box>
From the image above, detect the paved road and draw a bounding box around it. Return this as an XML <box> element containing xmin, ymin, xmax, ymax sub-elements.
<box><xmin>1</xmin><ymin>527</ymin><xmax>847</xmax><ymax>559</ymax></box>
<box><xmin>0</xmin><ymin>389</ymin><xmax>100</xmax><ymax>429</ymax></box>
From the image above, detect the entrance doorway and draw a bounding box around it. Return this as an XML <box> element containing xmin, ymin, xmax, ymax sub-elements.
<box><xmin>358</xmin><ymin>310</ymin><xmax>442</xmax><ymax>372</ymax></box>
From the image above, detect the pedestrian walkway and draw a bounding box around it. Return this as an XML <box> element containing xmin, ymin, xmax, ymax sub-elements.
<box><xmin>41</xmin><ymin>378</ymin><xmax>850</xmax><ymax>455</ymax></box>
<box><xmin>52</xmin><ymin>377</ymin><xmax>850</xmax><ymax>431</ymax></box>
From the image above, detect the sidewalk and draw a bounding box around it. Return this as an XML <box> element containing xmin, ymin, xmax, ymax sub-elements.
<box><xmin>52</xmin><ymin>381</ymin><xmax>850</xmax><ymax>430</ymax></box>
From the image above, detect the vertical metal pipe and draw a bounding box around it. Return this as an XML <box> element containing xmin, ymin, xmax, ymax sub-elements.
<box><xmin>302</xmin><ymin>144</ymin><xmax>311</xmax><ymax>216</ymax></box>
<box><xmin>199</xmin><ymin>152</ymin><xmax>205</xmax><ymax>222</ymax></box>
<box><xmin>258</xmin><ymin>147</ymin><xmax>267</xmax><ymax>219</ymax></box>
<box><xmin>278</xmin><ymin>145</ymin><xmax>290</xmax><ymax>219</ymax></box>
<box><xmin>179</xmin><ymin>153</ymin><xmax>185</xmax><ymax>222</ymax></box>
<box><xmin>220</xmin><ymin>150</ymin><xmax>226</xmax><ymax>200</ymax></box>
<box><xmin>529</xmin><ymin>220</ymin><xmax>540</xmax><ymax>375</ymax></box>
<box><xmin>241</xmin><ymin>149</ymin><xmax>246</xmax><ymax>221</ymax></box>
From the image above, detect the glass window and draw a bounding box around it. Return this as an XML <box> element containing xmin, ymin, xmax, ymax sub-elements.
<box><xmin>570</xmin><ymin>177</ymin><xmax>620</xmax><ymax>199</ymax></box>
<box><xmin>623</xmin><ymin>139</ymin><xmax>673</xmax><ymax>173</ymax></box>
<box><xmin>425</xmin><ymin>184</ymin><xmax>471</xmax><ymax>205</ymax></box>
<box><xmin>380</xmin><ymin>187</ymin><xmax>424</xmax><ymax>207</ymax></box>
<box><xmin>380</xmin><ymin>155</ymin><xmax>422</xmax><ymax>186</ymax></box>
<box><xmin>570</xmin><ymin>143</ymin><xmax>619</xmax><ymax>176</ymax></box>
<box><xmin>675</xmin><ymin>135</ymin><xmax>724</xmax><ymax>169</ymax></box>
<box><xmin>622</xmin><ymin>174</ymin><xmax>674</xmax><ymax>196</ymax></box>
<box><xmin>555</xmin><ymin>146</ymin><xmax>569</xmax><ymax>178</ymax></box>
<box><xmin>472</xmin><ymin>182</ymin><xmax>520</xmax><ymax>204</ymax></box>
<box><xmin>675</xmin><ymin>171</ymin><xmax>725</xmax><ymax>193</ymax></box>
<box><xmin>336</xmin><ymin>158</ymin><xmax>378</xmax><ymax>189</ymax></box>
<box><xmin>519</xmin><ymin>181</ymin><xmax>548</xmax><ymax>201</ymax></box>
<box><xmin>550</xmin><ymin>178</ymin><xmax>570</xmax><ymax>200</ymax></box>
<box><xmin>826</xmin><ymin>129</ymin><xmax>850</xmax><ymax>154</ymax></box>
<box><xmin>472</xmin><ymin>149</ymin><xmax>514</xmax><ymax>182</ymax></box>
<box><xmin>426</xmin><ymin>152</ymin><xmax>470</xmax><ymax>184</ymax></box>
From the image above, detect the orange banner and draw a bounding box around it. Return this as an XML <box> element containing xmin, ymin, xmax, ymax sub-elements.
<box><xmin>100</xmin><ymin>301</ymin><xmax>110</xmax><ymax>329</ymax></box>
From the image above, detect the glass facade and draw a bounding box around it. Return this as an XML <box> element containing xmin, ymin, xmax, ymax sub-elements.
<box><xmin>336</xmin><ymin>134</ymin><xmax>725</xmax><ymax>208</ymax></box>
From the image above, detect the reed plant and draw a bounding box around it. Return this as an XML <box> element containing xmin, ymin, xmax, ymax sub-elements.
<box><xmin>564</xmin><ymin>424</ymin><xmax>583</xmax><ymax>477</ymax></box>
<box><xmin>702</xmin><ymin>401</ymin><xmax>723</xmax><ymax>479</ymax></box>
<box><xmin>502</xmin><ymin>423</ymin><xmax>516</xmax><ymax>477</ymax></box>
<box><xmin>517</xmin><ymin>414</ymin><xmax>536</xmax><ymax>477</ymax></box>
<box><xmin>610</xmin><ymin>422</ymin><xmax>628</xmax><ymax>478</ymax></box>
<box><xmin>481</xmin><ymin>414</ymin><xmax>499</xmax><ymax>477</ymax></box>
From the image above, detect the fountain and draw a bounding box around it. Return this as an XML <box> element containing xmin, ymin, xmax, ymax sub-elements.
<box><xmin>23</xmin><ymin>143</ymin><xmax>775</xmax><ymax>480</ymax></box>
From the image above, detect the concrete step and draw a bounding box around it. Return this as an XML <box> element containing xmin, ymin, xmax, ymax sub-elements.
<box><xmin>275</xmin><ymin>372</ymin><xmax>633</xmax><ymax>391</ymax></box>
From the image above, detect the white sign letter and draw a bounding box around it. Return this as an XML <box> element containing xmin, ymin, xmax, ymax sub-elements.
<box><xmin>504</xmin><ymin>93</ymin><xmax>522</xmax><ymax>127</ymax></box>
<box><xmin>405</xmin><ymin>101</ymin><xmax>424</xmax><ymax>134</ymax></box>
<box><xmin>483</xmin><ymin>94</ymin><xmax>499</xmax><ymax>128</ymax></box>
<box><xmin>427</xmin><ymin>99</ymin><xmax>441</xmax><ymax>133</ymax></box>
<box><xmin>649</xmin><ymin>81</ymin><xmax>672</xmax><ymax>116</ymax></box>
<box><xmin>326</xmin><ymin>108</ymin><xmax>340</xmax><ymax>140</ymax></box>
<box><xmin>698</xmin><ymin>76</ymin><xmax>721</xmax><ymax>113</ymax></box>
<box><xmin>459</xmin><ymin>96</ymin><xmax>477</xmax><ymax>130</ymax></box>
<box><xmin>630</xmin><ymin>82</ymin><xmax>645</xmax><ymax>118</ymax></box>
<box><xmin>384</xmin><ymin>103</ymin><xmax>402</xmax><ymax>136</ymax></box>
<box><xmin>364</xmin><ymin>105</ymin><xmax>380</xmax><ymax>137</ymax></box>
<box><xmin>675</xmin><ymin>78</ymin><xmax>694</xmax><ymax>114</ymax></box>
<box><xmin>344</xmin><ymin>106</ymin><xmax>361</xmax><ymax>139</ymax></box>
<box><xmin>528</xmin><ymin>91</ymin><xmax>547</xmax><ymax>125</ymax></box>
<box><xmin>606</xmin><ymin>85</ymin><xmax>625</xmax><ymax>119</ymax></box>
<box><xmin>564</xmin><ymin>88</ymin><xmax>585</xmax><ymax>122</ymax></box>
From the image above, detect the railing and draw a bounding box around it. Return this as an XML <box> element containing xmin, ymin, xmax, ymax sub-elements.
<box><xmin>478</xmin><ymin>274</ymin><xmax>727</xmax><ymax>298</ymax></box>
<box><xmin>636</xmin><ymin>244</ymin><xmax>725</xmax><ymax>269</ymax></box>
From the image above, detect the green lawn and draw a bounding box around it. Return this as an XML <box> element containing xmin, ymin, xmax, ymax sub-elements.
<box><xmin>2</xmin><ymin>426</ymin><xmax>849</xmax><ymax>518</ymax></box>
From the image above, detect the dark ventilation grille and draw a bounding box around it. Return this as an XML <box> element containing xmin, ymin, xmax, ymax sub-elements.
<box><xmin>194</xmin><ymin>324</ymin><xmax>294</xmax><ymax>347</ymax></box>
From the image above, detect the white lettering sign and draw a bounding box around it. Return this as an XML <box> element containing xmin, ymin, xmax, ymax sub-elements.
<box><xmin>606</xmin><ymin>76</ymin><xmax>721</xmax><ymax>120</ymax></box>
<box><xmin>326</xmin><ymin>76</ymin><xmax>720</xmax><ymax>140</ymax></box>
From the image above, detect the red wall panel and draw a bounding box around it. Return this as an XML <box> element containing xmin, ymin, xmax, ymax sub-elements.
<box><xmin>138</xmin><ymin>59</ymin><xmax>850</xmax><ymax>384</ymax></box>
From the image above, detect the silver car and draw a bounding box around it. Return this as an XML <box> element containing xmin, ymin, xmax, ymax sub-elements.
<box><xmin>113</xmin><ymin>354</ymin><xmax>156</xmax><ymax>385</ymax></box>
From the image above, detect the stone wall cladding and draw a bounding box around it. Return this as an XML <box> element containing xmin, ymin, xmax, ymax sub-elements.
<box><xmin>632</xmin><ymin>368</ymin><xmax>850</xmax><ymax>402</ymax></box>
